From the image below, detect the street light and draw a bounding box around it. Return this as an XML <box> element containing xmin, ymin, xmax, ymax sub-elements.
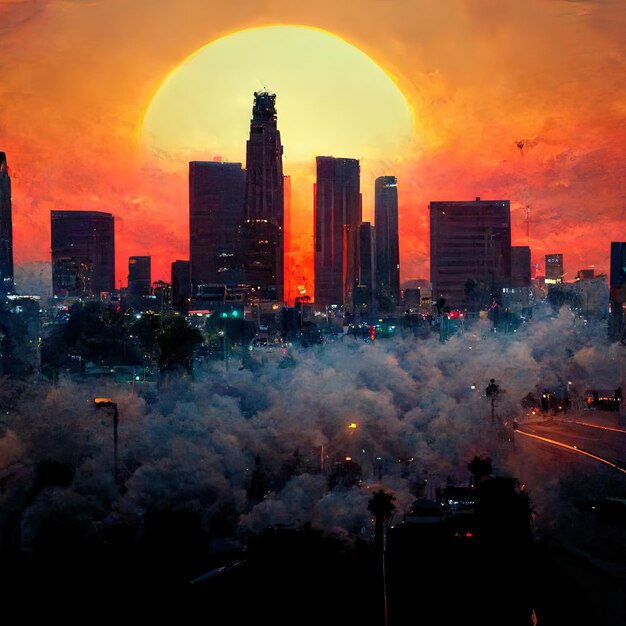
<box><xmin>94</xmin><ymin>397</ymin><xmax>119</xmax><ymax>485</ymax></box>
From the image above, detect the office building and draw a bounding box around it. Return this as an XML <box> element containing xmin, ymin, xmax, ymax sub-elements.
<box><xmin>0</xmin><ymin>152</ymin><xmax>14</xmax><ymax>295</ymax></box>
<box><xmin>314</xmin><ymin>156</ymin><xmax>362</xmax><ymax>310</ymax></box>
<box><xmin>545</xmin><ymin>254</ymin><xmax>564</xmax><ymax>284</ymax></box>
<box><xmin>430</xmin><ymin>198</ymin><xmax>511</xmax><ymax>311</ymax></box>
<box><xmin>507</xmin><ymin>245</ymin><xmax>532</xmax><ymax>311</ymax></box>
<box><xmin>354</xmin><ymin>222</ymin><xmax>375</xmax><ymax>315</ymax></box>
<box><xmin>189</xmin><ymin>161</ymin><xmax>245</xmax><ymax>291</ymax></box>
<box><xmin>241</xmin><ymin>90</ymin><xmax>285</xmax><ymax>302</ymax></box>
<box><xmin>171</xmin><ymin>260</ymin><xmax>192</xmax><ymax>310</ymax></box>
<box><xmin>127</xmin><ymin>256</ymin><xmax>151</xmax><ymax>296</ymax></box>
<box><xmin>50</xmin><ymin>210</ymin><xmax>115</xmax><ymax>297</ymax></box>
<box><xmin>609</xmin><ymin>242</ymin><xmax>626</xmax><ymax>341</ymax></box>
<box><xmin>375</xmin><ymin>176</ymin><xmax>400</xmax><ymax>310</ymax></box>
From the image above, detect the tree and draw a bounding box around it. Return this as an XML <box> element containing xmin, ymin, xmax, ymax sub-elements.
<box><xmin>467</xmin><ymin>454</ymin><xmax>492</xmax><ymax>485</ymax></box>
<box><xmin>156</xmin><ymin>316</ymin><xmax>203</xmax><ymax>373</ymax></box>
<box><xmin>368</xmin><ymin>489</ymin><xmax>396</xmax><ymax>555</ymax></box>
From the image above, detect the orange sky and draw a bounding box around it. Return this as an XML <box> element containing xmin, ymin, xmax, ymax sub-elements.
<box><xmin>1</xmin><ymin>0</ymin><xmax>624</xmax><ymax>300</ymax></box>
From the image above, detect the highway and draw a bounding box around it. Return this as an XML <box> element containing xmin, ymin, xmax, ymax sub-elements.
<box><xmin>511</xmin><ymin>408</ymin><xmax>626</xmax><ymax>626</ymax></box>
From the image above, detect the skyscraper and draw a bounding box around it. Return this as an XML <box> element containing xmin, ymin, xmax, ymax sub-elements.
<box><xmin>171</xmin><ymin>260</ymin><xmax>192</xmax><ymax>311</ymax></box>
<box><xmin>375</xmin><ymin>175</ymin><xmax>400</xmax><ymax>311</ymax></box>
<box><xmin>241</xmin><ymin>90</ymin><xmax>285</xmax><ymax>302</ymax></box>
<box><xmin>189</xmin><ymin>161</ymin><xmax>245</xmax><ymax>292</ymax></box>
<box><xmin>51</xmin><ymin>210</ymin><xmax>115</xmax><ymax>297</ymax></box>
<box><xmin>127</xmin><ymin>256</ymin><xmax>151</xmax><ymax>297</ymax></box>
<box><xmin>354</xmin><ymin>221</ymin><xmax>375</xmax><ymax>315</ymax></box>
<box><xmin>430</xmin><ymin>198</ymin><xmax>511</xmax><ymax>311</ymax></box>
<box><xmin>314</xmin><ymin>156</ymin><xmax>362</xmax><ymax>310</ymax></box>
<box><xmin>0</xmin><ymin>152</ymin><xmax>14</xmax><ymax>295</ymax></box>
<box><xmin>545</xmin><ymin>254</ymin><xmax>564</xmax><ymax>284</ymax></box>
<box><xmin>609</xmin><ymin>242</ymin><xmax>626</xmax><ymax>341</ymax></box>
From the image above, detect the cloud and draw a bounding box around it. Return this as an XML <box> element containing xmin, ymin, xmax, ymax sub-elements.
<box><xmin>1</xmin><ymin>306</ymin><xmax>620</xmax><ymax>555</ymax></box>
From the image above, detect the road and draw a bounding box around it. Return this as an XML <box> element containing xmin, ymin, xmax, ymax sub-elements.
<box><xmin>511</xmin><ymin>407</ymin><xmax>626</xmax><ymax>626</ymax></box>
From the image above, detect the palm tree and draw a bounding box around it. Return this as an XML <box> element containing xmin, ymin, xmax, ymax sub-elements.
<box><xmin>368</xmin><ymin>490</ymin><xmax>395</xmax><ymax>626</ymax></box>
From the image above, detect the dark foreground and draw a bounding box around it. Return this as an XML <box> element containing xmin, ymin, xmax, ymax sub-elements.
<box><xmin>1</xmin><ymin>522</ymin><xmax>623</xmax><ymax>626</ymax></box>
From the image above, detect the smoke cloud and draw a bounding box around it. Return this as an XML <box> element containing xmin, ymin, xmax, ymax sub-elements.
<box><xmin>1</xmin><ymin>306</ymin><xmax>622</xmax><ymax>556</ymax></box>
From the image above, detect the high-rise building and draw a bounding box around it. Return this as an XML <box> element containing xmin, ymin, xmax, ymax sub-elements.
<box><xmin>241</xmin><ymin>90</ymin><xmax>285</xmax><ymax>302</ymax></box>
<box><xmin>545</xmin><ymin>254</ymin><xmax>564</xmax><ymax>284</ymax></box>
<box><xmin>430</xmin><ymin>197</ymin><xmax>511</xmax><ymax>310</ymax></box>
<box><xmin>314</xmin><ymin>156</ymin><xmax>362</xmax><ymax>310</ymax></box>
<box><xmin>127</xmin><ymin>256</ymin><xmax>151</xmax><ymax>305</ymax></box>
<box><xmin>354</xmin><ymin>222</ymin><xmax>375</xmax><ymax>316</ymax></box>
<box><xmin>50</xmin><ymin>210</ymin><xmax>115</xmax><ymax>297</ymax></box>
<box><xmin>283</xmin><ymin>175</ymin><xmax>292</xmax><ymax>305</ymax></box>
<box><xmin>0</xmin><ymin>152</ymin><xmax>14</xmax><ymax>295</ymax></box>
<box><xmin>189</xmin><ymin>161</ymin><xmax>245</xmax><ymax>292</ymax></box>
<box><xmin>511</xmin><ymin>246</ymin><xmax>531</xmax><ymax>287</ymax></box>
<box><xmin>171</xmin><ymin>260</ymin><xmax>192</xmax><ymax>310</ymax></box>
<box><xmin>374</xmin><ymin>176</ymin><xmax>400</xmax><ymax>310</ymax></box>
<box><xmin>609</xmin><ymin>242</ymin><xmax>626</xmax><ymax>341</ymax></box>
<box><xmin>508</xmin><ymin>245</ymin><xmax>532</xmax><ymax>310</ymax></box>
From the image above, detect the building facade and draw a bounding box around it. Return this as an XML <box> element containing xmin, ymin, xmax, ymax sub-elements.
<box><xmin>171</xmin><ymin>259</ymin><xmax>192</xmax><ymax>311</ymax></box>
<box><xmin>241</xmin><ymin>90</ymin><xmax>285</xmax><ymax>302</ymax></box>
<box><xmin>545</xmin><ymin>254</ymin><xmax>564</xmax><ymax>284</ymax></box>
<box><xmin>189</xmin><ymin>161</ymin><xmax>246</xmax><ymax>292</ymax></box>
<box><xmin>609</xmin><ymin>242</ymin><xmax>626</xmax><ymax>341</ymax></box>
<box><xmin>314</xmin><ymin>156</ymin><xmax>362</xmax><ymax>310</ymax></box>
<box><xmin>50</xmin><ymin>210</ymin><xmax>115</xmax><ymax>297</ymax></box>
<box><xmin>127</xmin><ymin>256</ymin><xmax>151</xmax><ymax>296</ymax></box>
<box><xmin>0</xmin><ymin>152</ymin><xmax>14</xmax><ymax>295</ymax></box>
<box><xmin>429</xmin><ymin>198</ymin><xmax>511</xmax><ymax>311</ymax></box>
<box><xmin>374</xmin><ymin>175</ymin><xmax>400</xmax><ymax>310</ymax></box>
<box><xmin>354</xmin><ymin>221</ymin><xmax>375</xmax><ymax>316</ymax></box>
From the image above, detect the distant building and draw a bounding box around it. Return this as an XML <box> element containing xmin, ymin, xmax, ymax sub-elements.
<box><xmin>50</xmin><ymin>210</ymin><xmax>115</xmax><ymax>297</ymax></box>
<box><xmin>609</xmin><ymin>242</ymin><xmax>626</xmax><ymax>341</ymax></box>
<box><xmin>577</xmin><ymin>268</ymin><xmax>595</xmax><ymax>281</ymax></box>
<box><xmin>402</xmin><ymin>287</ymin><xmax>421</xmax><ymax>312</ymax></box>
<box><xmin>505</xmin><ymin>245</ymin><xmax>532</xmax><ymax>311</ymax></box>
<box><xmin>354</xmin><ymin>222</ymin><xmax>375</xmax><ymax>316</ymax></box>
<box><xmin>127</xmin><ymin>256</ymin><xmax>151</xmax><ymax>296</ymax></box>
<box><xmin>545</xmin><ymin>254</ymin><xmax>564</xmax><ymax>284</ymax></box>
<box><xmin>375</xmin><ymin>176</ymin><xmax>400</xmax><ymax>310</ymax></box>
<box><xmin>314</xmin><ymin>156</ymin><xmax>362</xmax><ymax>311</ymax></box>
<box><xmin>547</xmin><ymin>274</ymin><xmax>608</xmax><ymax>320</ymax></box>
<box><xmin>189</xmin><ymin>161</ymin><xmax>246</xmax><ymax>292</ymax></box>
<box><xmin>430</xmin><ymin>198</ymin><xmax>511</xmax><ymax>311</ymax></box>
<box><xmin>241</xmin><ymin>90</ymin><xmax>285</xmax><ymax>302</ymax></box>
<box><xmin>171</xmin><ymin>260</ymin><xmax>192</xmax><ymax>310</ymax></box>
<box><xmin>0</xmin><ymin>152</ymin><xmax>14</xmax><ymax>295</ymax></box>
<box><xmin>0</xmin><ymin>295</ymin><xmax>41</xmax><ymax>377</ymax></box>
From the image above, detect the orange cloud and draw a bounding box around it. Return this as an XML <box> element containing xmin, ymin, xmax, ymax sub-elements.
<box><xmin>1</xmin><ymin>0</ymin><xmax>623</xmax><ymax>296</ymax></box>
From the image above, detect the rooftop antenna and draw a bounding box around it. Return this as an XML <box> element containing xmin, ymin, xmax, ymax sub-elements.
<box><xmin>526</xmin><ymin>205</ymin><xmax>530</xmax><ymax>246</ymax></box>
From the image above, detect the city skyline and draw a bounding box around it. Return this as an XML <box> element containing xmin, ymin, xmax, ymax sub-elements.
<box><xmin>1</xmin><ymin>2</ymin><xmax>624</xmax><ymax>295</ymax></box>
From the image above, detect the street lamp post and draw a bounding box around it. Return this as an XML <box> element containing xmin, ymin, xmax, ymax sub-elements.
<box><xmin>94</xmin><ymin>397</ymin><xmax>119</xmax><ymax>484</ymax></box>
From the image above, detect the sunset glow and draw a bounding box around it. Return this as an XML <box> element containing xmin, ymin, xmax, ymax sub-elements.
<box><xmin>2</xmin><ymin>1</ymin><xmax>624</xmax><ymax>296</ymax></box>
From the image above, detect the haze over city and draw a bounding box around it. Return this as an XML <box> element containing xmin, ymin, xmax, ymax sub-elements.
<box><xmin>1</xmin><ymin>2</ymin><xmax>625</xmax><ymax>624</ymax></box>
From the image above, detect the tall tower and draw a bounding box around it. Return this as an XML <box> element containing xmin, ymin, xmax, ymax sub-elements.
<box><xmin>50</xmin><ymin>210</ymin><xmax>115</xmax><ymax>297</ymax></box>
<box><xmin>354</xmin><ymin>221</ymin><xmax>375</xmax><ymax>316</ymax></box>
<box><xmin>430</xmin><ymin>198</ymin><xmax>511</xmax><ymax>311</ymax></box>
<box><xmin>375</xmin><ymin>175</ymin><xmax>400</xmax><ymax>311</ymax></box>
<box><xmin>0</xmin><ymin>152</ymin><xmax>14</xmax><ymax>295</ymax></box>
<box><xmin>242</xmin><ymin>90</ymin><xmax>285</xmax><ymax>302</ymax></box>
<box><xmin>609</xmin><ymin>242</ymin><xmax>626</xmax><ymax>342</ymax></box>
<box><xmin>545</xmin><ymin>254</ymin><xmax>564</xmax><ymax>284</ymax></box>
<box><xmin>189</xmin><ymin>160</ymin><xmax>245</xmax><ymax>292</ymax></box>
<box><xmin>127</xmin><ymin>256</ymin><xmax>151</xmax><ymax>295</ymax></box>
<box><xmin>314</xmin><ymin>156</ymin><xmax>361</xmax><ymax>310</ymax></box>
